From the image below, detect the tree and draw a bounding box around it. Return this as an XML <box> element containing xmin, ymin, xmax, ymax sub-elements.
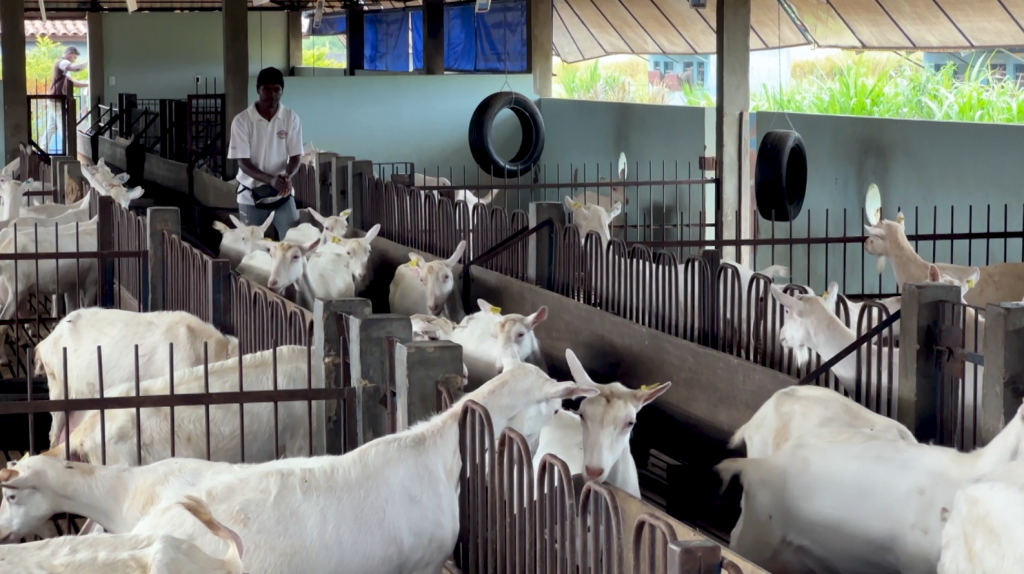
<box><xmin>25</xmin><ymin>35</ymin><xmax>87</xmax><ymax>94</ymax></box>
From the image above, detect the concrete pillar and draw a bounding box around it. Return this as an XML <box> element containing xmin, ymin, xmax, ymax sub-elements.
<box><xmin>527</xmin><ymin>201</ymin><xmax>564</xmax><ymax>289</ymax></box>
<box><xmin>223</xmin><ymin>0</ymin><xmax>249</xmax><ymax>176</ymax></box>
<box><xmin>287</xmin><ymin>11</ymin><xmax>303</xmax><ymax>74</ymax></box>
<box><xmin>714</xmin><ymin>0</ymin><xmax>750</xmax><ymax>263</ymax></box>
<box><xmin>423</xmin><ymin>0</ymin><xmax>445</xmax><ymax>75</ymax></box>
<box><xmin>1</xmin><ymin>0</ymin><xmax>28</xmax><ymax>164</ymax></box>
<box><xmin>347</xmin><ymin>8</ymin><xmax>365</xmax><ymax>72</ymax></box>
<box><xmin>393</xmin><ymin>340</ymin><xmax>463</xmax><ymax>430</ymax></box>
<box><xmin>528</xmin><ymin>0</ymin><xmax>553</xmax><ymax>97</ymax></box>
<box><xmin>979</xmin><ymin>302</ymin><xmax>1024</xmax><ymax>446</ymax></box>
<box><xmin>146</xmin><ymin>207</ymin><xmax>182</xmax><ymax>311</ymax></box>
<box><xmin>87</xmin><ymin>13</ymin><xmax>105</xmax><ymax>112</ymax></box>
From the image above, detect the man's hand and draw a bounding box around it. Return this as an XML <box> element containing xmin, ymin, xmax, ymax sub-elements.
<box><xmin>272</xmin><ymin>174</ymin><xmax>291</xmax><ymax>196</ymax></box>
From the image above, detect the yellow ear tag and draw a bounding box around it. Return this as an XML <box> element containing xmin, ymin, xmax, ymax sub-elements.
<box><xmin>341</xmin><ymin>209</ymin><xmax>352</xmax><ymax>217</ymax></box>
<box><xmin>571</xmin><ymin>202</ymin><xmax>582</xmax><ymax>210</ymax></box>
<box><xmin>896</xmin><ymin>214</ymin><xmax>905</xmax><ymax>224</ymax></box>
<box><xmin>640</xmin><ymin>384</ymin><xmax>654</xmax><ymax>391</ymax></box>
<box><xmin>489</xmin><ymin>305</ymin><xmax>501</xmax><ymax>314</ymax></box>
<box><xmin>966</xmin><ymin>278</ymin><xmax>976</xmax><ymax>289</ymax></box>
<box><xmin>20</xmin><ymin>452</ymin><xmax>29</xmax><ymax>461</ymax></box>
<box><xmin>330</xmin><ymin>236</ymin><xmax>342</xmax><ymax>244</ymax></box>
<box><xmin>408</xmin><ymin>258</ymin><xmax>419</xmax><ymax>268</ymax></box>
<box><xmin>821</xmin><ymin>290</ymin><xmax>829</xmax><ymax>299</ymax></box>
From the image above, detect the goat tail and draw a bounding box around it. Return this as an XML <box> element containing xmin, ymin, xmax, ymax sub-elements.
<box><xmin>714</xmin><ymin>458</ymin><xmax>750</xmax><ymax>494</ymax></box>
<box><xmin>758</xmin><ymin>264</ymin><xmax>789</xmax><ymax>279</ymax></box>
<box><xmin>179</xmin><ymin>495</ymin><xmax>245</xmax><ymax>568</ymax></box>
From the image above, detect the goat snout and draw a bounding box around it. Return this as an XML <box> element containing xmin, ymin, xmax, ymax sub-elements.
<box><xmin>0</xmin><ymin>530</ymin><xmax>17</xmax><ymax>544</ymax></box>
<box><xmin>267</xmin><ymin>278</ymin><xmax>278</xmax><ymax>290</ymax></box>
<box><xmin>584</xmin><ymin>466</ymin><xmax>604</xmax><ymax>480</ymax></box>
<box><xmin>428</xmin><ymin>304</ymin><xmax>442</xmax><ymax>315</ymax></box>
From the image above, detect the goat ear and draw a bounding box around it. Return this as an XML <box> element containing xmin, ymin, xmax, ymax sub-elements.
<box><xmin>476</xmin><ymin>298</ymin><xmax>493</xmax><ymax>314</ymax></box>
<box><xmin>609</xmin><ymin>201</ymin><xmax>622</xmax><ymax>218</ymax></box>
<box><xmin>527</xmin><ymin>306</ymin><xmax>548</xmax><ymax>328</ymax></box>
<box><xmin>114</xmin><ymin>173</ymin><xmax>131</xmax><ymax>185</ymax></box>
<box><xmin>446</xmin><ymin>240</ymin><xmax>467</xmax><ymax>267</ymax></box>
<box><xmin>617</xmin><ymin>152</ymin><xmax>627</xmax><ymax>180</ymax></box>
<box><xmin>228</xmin><ymin>215</ymin><xmax>244</xmax><ymax>229</ymax></box>
<box><xmin>770</xmin><ymin>285</ymin><xmax>802</xmax><ymax>312</ymax></box>
<box><xmin>363</xmin><ymin>224</ymin><xmax>381</xmax><ymax>243</ymax></box>
<box><xmin>928</xmin><ymin>264</ymin><xmax>941</xmax><ymax>283</ymax></box>
<box><xmin>563</xmin><ymin>195</ymin><xmax>576</xmax><ymax>210</ymax></box>
<box><xmin>259</xmin><ymin>211</ymin><xmax>276</xmax><ymax>234</ymax></box>
<box><xmin>340</xmin><ymin>208</ymin><xmax>352</xmax><ymax>219</ymax></box>
<box><xmin>302</xmin><ymin>238</ymin><xmax>320</xmax><ymax>254</ymax></box>
<box><xmin>864</xmin><ymin>225</ymin><xmax>885</xmax><ymax>238</ymax></box>
<box><xmin>826</xmin><ymin>281</ymin><xmax>840</xmax><ymax>298</ymax></box>
<box><xmin>213</xmin><ymin>221</ymin><xmax>230</xmax><ymax>234</ymax></box>
<box><xmin>308</xmin><ymin>208</ymin><xmax>326</xmax><ymax>226</ymax></box>
<box><xmin>823</xmin><ymin>285</ymin><xmax>838</xmax><ymax>311</ymax></box>
<box><xmin>126</xmin><ymin>186</ymin><xmax>145</xmax><ymax>201</ymax></box>
<box><xmin>968</xmin><ymin>267</ymin><xmax>981</xmax><ymax>288</ymax></box>
<box><xmin>635</xmin><ymin>381</ymin><xmax>672</xmax><ymax>407</ymax></box>
<box><xmin>548</xmin><ymin>381</ymin><xmax>599</xmax><ymax>401</ymax></box>
<box><xmin>565</xmin><ymin>349</ymin><xmax>598</xmax><ymax>388</ymax></box>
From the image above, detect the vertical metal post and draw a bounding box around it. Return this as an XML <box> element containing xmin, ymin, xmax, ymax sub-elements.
<box><xmin>207</xmin><ymin>259</ymin><xmax>234</xmax><ymax>335</ymax></box>
<box><xmin>314</xmin><ymin>298</ymin><xmax>373</xmax><ymax>454</ymax></box>
<box><xmin>347</xmin><ymin>313</ymin><xmax>411</xmax><ymax>446</ymax></box>
<box><xmin>667</xmin><ymin>540</ymin><xmax>723</xmax><ymax>574</ymax></box>
<box><xmin>347</xmin><ymin>159</ymin><xmax>373</xmax><ymax>230</ymax></box>
<box><xmin>96</xmin><ymin>196</ymin><xmax>117</xmax><ymax>308</ymax></box>
<box><xmin>979</xmin><ymin>302</ymin><xmax>1024</xmax><ymax>445</ymax></box>
<box><xmin>393</xmin><ymin>340</ymin><xmax>463</xmax><ymax>431</ymax></box>
<box><xmin>700</xmin><ymin>249</ymin><xmax>722</xmax><ymax>347</ymax></box>
<box><xmin>898</xmin><ymin>282</ymin><xmax>960</xmax><ymax>443</ymax></box>
<box><xmin>315</xmin><ymin>151</ymin><xmax>337</xmax><ymax>216</ymax></box>
<box><xmin>528</xmin><ymin>202</ymin><xmax>564</xmax><ymax>290</ymax></box>
<box><xmin>146</xmin><ymin>207</ymin><xmax>181</xmax><ymax>312</ymax></box>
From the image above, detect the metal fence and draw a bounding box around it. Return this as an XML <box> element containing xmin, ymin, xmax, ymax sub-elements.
<box><xmin>451</xmin><ymin>399</ymin><xmax>756</xmax><ymax>574</ymax></box>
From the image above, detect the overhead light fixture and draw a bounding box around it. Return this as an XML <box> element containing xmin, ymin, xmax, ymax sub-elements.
<box><xmin>314</xmin><ymin>0</ymin><xmax>325</xmax><ymax>28</ymax></box>
<box><xmin>475</xmin><ymin>0</ymin><xmax>491</xmax><ymax>12</ymax></box>
<box><xmin>127</xmin><ymin>0</ymin><xmax>139</xmax><ymax>13</ymax></box>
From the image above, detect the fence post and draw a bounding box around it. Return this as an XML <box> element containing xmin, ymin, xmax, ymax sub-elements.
<box><xmin>59</xmin><ymin>160</ymin><xmax>82</xmax><ymax>205</ymax></box>
<box><xmin>207</xmin><ymin>259</ymin><xmax>234</xmax><ymax>335</ymax></box>
<box><xmin>700</xmin><ymin>249</ymin><xmax>722</xmax><ymax>347</ymax></box>
<box><xmin>315</xmin><ymin>151</ymin><xmax>337</xmax><ymax>215</ymax></box>
<box><xmin>96</xmin><ymin>195</ymin><xmax>117</xmax><ymax>308</ymax></box>
<box><xmin>666</xmin><ymin>539</ymin><xmax>723</xmax><ymax>574</ymax></box>
<box><xmin>347</xmin><ymin>159</ymin><xmax>373</xmax><ymax>231</ymax></box>
<box><xmin>898</xmin><ymin>282</ymin><xmax>960</xmax><ymax>443</ymax></box>
<box><xmin>146</xmin><ymin>206</ymin><xmax>181</xmax><ymax>312</ymax></box>
<box><xmin>392</xmin><ymin>340</ymin><xmax>464</xmax><ymax>431</ymax></box>
<box><xmin>314</xmin><ymin>298</ymin><xmax>373</xmax><ymax>455</ymax></box>
<box><xmin>979</xmin><ymin>302</ymin><xmax>1024</xmax><ymax>445</ymax></box>
<box><xmin>527</xmin><ymin>201</ymin><xmax>564</xmax><ymax>290</ymax></box>
<box><xmin>347</xmin><ymin>313</ymin><xmax>412</xmax><ymax>447</ymax></box>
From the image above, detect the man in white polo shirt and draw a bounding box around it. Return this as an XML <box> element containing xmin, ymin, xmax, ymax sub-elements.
<box><xmin>227</xmin><ymin>66</ymin><xmax>302</xmax><ymax>239</ymax></box>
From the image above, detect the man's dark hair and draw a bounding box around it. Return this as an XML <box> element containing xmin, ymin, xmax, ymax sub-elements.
<box><xmin>65</xmin><ymin>46</ymin><xmax>80</xmax><ymax>56</ymax></box>
<box><xmin>256</xmin><ymin>67</ymin><xmax>285</xmax><ymax>89</ymax></box>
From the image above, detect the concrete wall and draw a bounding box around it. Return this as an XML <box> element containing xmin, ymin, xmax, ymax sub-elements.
<box><xmin>536</xmin><ymin>98</ymin><xmax>714</xmax><ymax>244</ymax></box>
<box><xmin>101</xmin><ymin>12</ymin><xmax>288</xmax><ymax>100</ymax></box>
<box><xmin>753</xmin><ymin>111</ymin><xmax>1024</xmax><ymax>295</ymax></box>
<box><xmin>268</xmin><ymin>74</ymin><xmax>535</xmax><ymax>174</ymax></box>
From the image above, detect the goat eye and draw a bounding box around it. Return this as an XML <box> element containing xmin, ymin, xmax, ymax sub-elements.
<box><xmin>626</xmin><ymin>421</ymin><xmax>635</xmax><ymax>428</ymax></box>
<box><xmin>5</xmin><ymin>495</ymin><xmax>14</xmax><ymax>502</ymax></box>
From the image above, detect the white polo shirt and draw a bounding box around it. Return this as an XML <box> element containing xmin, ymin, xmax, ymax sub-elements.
<box><xmin>227</xmin><ymin>103</ymin><xmax>303</xmax><ymax>206</ymax></box>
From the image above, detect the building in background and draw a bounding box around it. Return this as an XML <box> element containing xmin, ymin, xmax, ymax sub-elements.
<box><xmin>923</xmin><ymin>50</ymin><xmax>1024</xmax><ymax>85</ymax></box>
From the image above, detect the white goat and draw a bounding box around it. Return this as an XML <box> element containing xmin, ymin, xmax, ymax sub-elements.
<box><xmin>128</xmin><ymin>355</ymin><xmax>597</xmax><ymax>574</ymax></box>
<box><xmin>0</xmin><ymin>454</ymin><xmax>247</xmax><ymax>540</ymax></box>
<box><xmin>35</xmin><ymin>307</ymin><xmax>239</xmax><ymax>448</ymax></box>
<box><xmin>715</xmin><ymin>402</ymin><xmax>1024</xmax><ymax>574</ymax></box>
<box><xmin>213</xmin><ymin>213</ymin><xmax>275</xmax><ymax>269</ymax></box>
<box><xmin>0</xmin><ymin>219</ymin><xmax>100</xmax><ymax>345</ymax></box>
<box><xmin>0</xmin><ymin>192</ymin><xmax>94</xmax><ymax>243</ymax></box>
<box><xmin>389</xmin><ymin>240</ymin><xmax>468</xmax><ymax>317</ymax></box>
<box><xmin>937</xmin><ymin>459</ymin><xmax>1024</xmax><ymax>574</ymax></box>
<box><xmin>451</xmin><ymin>298</ymin><xmax>549</xmax><ymax>388</ymax></box>
<box><xmin>0</xmin><ymin>493</ymin><xmax>245</xmax><ymax>574</ymax></box>
<box><xmin>570</xmin><ymin>151</ymin><xmax>629</xmax><ymax>211</ymax></box>
<box><xmin>564</xmin><ymin>196</ymin><xmax>622</xmax><ymax>247</ymax></box>
<box><xmin>727</xmin><ymin>385</ymin><xmax>917</xmax><ymax>459</ymax></box>
<box><xmin>283</xmin><ymin>208</ymin><xmax>351</xmax><ymax>246</ymax></box>
<box><xmin>865</xmin><ymin>212</ymin><xmax>1024</xmax><ymax>306</ymax></box>
<box><xmin>57</xmin><ymin>346</ymin><xmax>316</xmax><ymax>466</ymax></box>
<box><xmin>410</xmin><ymin>314</ymin><xmax>469</xmax><ymax>386</ymax></box>
<box><xmin>236</xmin><ymin>250</ymin><xmax>275</xmax><ymax>289</ymax></box>
<box><xmin>315</xmin><ymin>225</ymin><xmax>380</xmax><ymax>294</ymax></box>
<box><xmin>533</xmin><ymin>349</ymin><xmax>671</xmax><ymax>498</ymax></box>
<box><xmin>411</xmin><ymin>174</ymin><xmax>500</xmax><ymax>209</ymax></box>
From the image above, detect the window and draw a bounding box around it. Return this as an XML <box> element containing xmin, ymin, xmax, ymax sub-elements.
<box><xmin>697</xmin><ymin>62</ymin><xmax>705</xmax><ymax>84</ymax></box>
<box><xmin>934</xmin><ymin>63</ymin><xmax>944</xmax><ymax>72</ymax></box>
<box><xmin>991</xmin><ymin>63</ymin><xmax>1007</xmax><ymax>81</ymax></box>
<box><xmin>663</xmin><ymin>61</ymin><xmax>674</xmax><ymax>72</ymax></box>
<box><xmin>1015</xmin><ymin>64</ymin><xmax>1024</xmax><ymax>88</ymax></box>
<box><xmin>654</xmin><ymin>61</ymin><xmax>662</xmax><ymax>71</ymax></box>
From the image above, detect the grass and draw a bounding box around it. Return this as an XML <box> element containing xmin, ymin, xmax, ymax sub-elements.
<box><xmin>553</xmin><ymin>52</ymin><xmax>1024</xmax><ymax>124</ymax></box>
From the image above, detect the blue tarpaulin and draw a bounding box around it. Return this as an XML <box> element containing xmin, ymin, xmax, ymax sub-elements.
<box><xmin>409</xmin><ymin>1</ymin><xmax>528</xmax><ymax>73</ymax></box>
<box><xmin>307</xmin><ymin>13</ymin><xmax>346</xmax><ymax>36</ymax></box>
<box><xmin>364</xmin><ymin>10</ymin><xmax>412</xmax><ymax>71</ymax></box>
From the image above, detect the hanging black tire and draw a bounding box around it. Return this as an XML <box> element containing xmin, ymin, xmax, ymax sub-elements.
<box><xmin>755</xmin><ymin>130</ymin><xmax>808</xmax><ymax>222</ymax></box>
<box><xmin>468</xmin><ymin>91</ymin><xmax>545</xmax><ymax>179</ymax></box>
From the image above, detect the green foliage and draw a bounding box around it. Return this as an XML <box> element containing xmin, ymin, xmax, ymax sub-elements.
<box><xmin>24</xmin><ymin>35</ymin><xmax>87</xmax><ymax>94</ymax></box>
<box><xmin>302</xmin><ymin>36</ymin><xmax>346</xmax><ymax>69</ymax></box>
<box><xmin>552</xmin><ymin>52</ymin><xmax>1024</xmax><ymax>124</ymax></box>
<box><xmin>553</xmin><ymin>59</ymin><xmax>673</xmax><ymax>105</ymax></box>
<box><xmin>753</xmin><ymin>52</ymin><xmax>1024</xmax><ymax>124</ymax></box>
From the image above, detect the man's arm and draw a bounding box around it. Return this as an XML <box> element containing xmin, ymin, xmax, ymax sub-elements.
<box><xmin>284</xmin><ymin>114</ymin><xmax>304</xmax><ymax>180</ymax></box>
<box><xmin>60</xmin><ymin>59</ymin><xmax>88</xmax><ymax>73</ymax></box>
<box><xmin>238</xmin><ymin>158</ymin><xmax>275</xmax><ymax>185</ymax></box>
<box><xmin>71</xmin><ymin>78</ymin><xmax>89</xmax><ymax>88</ymax></box>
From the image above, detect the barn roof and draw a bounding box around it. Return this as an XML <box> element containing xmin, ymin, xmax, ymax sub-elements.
<box><xmin>20</xmin><ymin>0</ymin><xmax>1024</xmax><ymax>63</ymax></box>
